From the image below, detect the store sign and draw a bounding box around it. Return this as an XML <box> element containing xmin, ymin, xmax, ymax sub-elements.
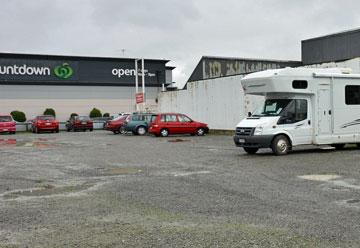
<box><xmin>54</xmin><ymin>63</ymin><xmax>74</xmax><ymax>79</ymax></box>
<box><xmin>111</xmin><ymin>68</ymin><xmax>156</xmax><ymax>78</ymax></box>
<box><xmin>135</xmin><ymin>92</ymin><xmax>145</xmax><ymax>104</ymax></box>
<box><xmin>0</xmin><ymin>56</ymin><xmax>166</xmax><ymax>86</ymax></box>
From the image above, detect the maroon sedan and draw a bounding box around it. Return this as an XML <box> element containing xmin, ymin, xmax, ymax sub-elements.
<box><xmin>32</xmin><ymin>115</ymin><xmax>59</xmax><ymax>133</ymax></box>
<box><xmin>66</xmin><ymin>116</ymin><xmax>93</xmax><ymax>132</ymax></box>
<box><xmin>0</xmin><ymin>114</ymin><xmax>16</xmax><ymax>134</ymax></box>
<box><xmin>105</xmin><ymin>115</ymin><xmax>128</xmax><ymax>134</ymax></box>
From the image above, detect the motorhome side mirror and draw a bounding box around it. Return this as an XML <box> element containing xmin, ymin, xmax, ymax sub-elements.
<box><xmin>247</xmin><ymin>112</ymin><xmax>252</xmax><ymax>117</ymax></box>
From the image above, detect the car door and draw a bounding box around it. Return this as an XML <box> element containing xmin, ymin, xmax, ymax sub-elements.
<box><xmin>278</xmin><ymin>99</ymin><xmax>312</xmax><ymax>145</ymax></box>
<box><xmin>165</xmin><ymin>114</ymin><xmax>179</xmax><ymax>134</ymax></box>
<box><xmin>178</xmin><ymin>114</ymin><xmax>193</xmax><ymax>134</ymax></box>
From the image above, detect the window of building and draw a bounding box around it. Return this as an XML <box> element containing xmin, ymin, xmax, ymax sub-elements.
<box><xmin>345</xmin><ymin>85</ymin><xmax>360</xmax><ymax>105</ymax></box>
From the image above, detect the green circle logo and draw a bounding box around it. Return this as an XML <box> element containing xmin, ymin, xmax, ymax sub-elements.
<box><xmin>54</xmin><ymin>63</ymin><xmax>73</xmax><ymax>79</ymax></box>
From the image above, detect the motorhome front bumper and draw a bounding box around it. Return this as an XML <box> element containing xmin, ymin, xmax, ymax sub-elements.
<box><xmin>233</xmin><ymin>135</ymin><xmax>274</xmax><ymax>148</ymax></box>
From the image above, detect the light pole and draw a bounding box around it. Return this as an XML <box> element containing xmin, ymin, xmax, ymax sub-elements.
<box><xmin>134</xmin><ymin>58</ymin><xmax>146</xmax><ymax>112</ymax></box>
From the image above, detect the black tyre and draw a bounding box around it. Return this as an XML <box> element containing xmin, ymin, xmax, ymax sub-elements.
<box><xmin>197</xmin><ymin>128</ymin><xmax>206</xmax><ymax>136</ymax></box>
<box><xmin>357</xmin><ymin>143</ymin><xmax>360</xmax><ymax>148</ymax></box>
<box><xmin>136</xmin><ymin>126</ymin><xmax>147</xmax><ymax>136</ymax></box>
<box><xmin>56</xmin><ymin>129</ymin><xmax>59</xmax><ymax>133</ymax></box>
<box><xmin>160</xmin><ymin>128</ymin><xmax>169</xmax><ymax>137</ymax></box>
<box><xmin>119</xmin><ymin>126</ymin><xmax>125</xmax><ymax>134</ymax></box>
<box><xmin>90</xmin><ymin>129</ymin><xmax>93</xmax><ymax>132</ymax></box>
<box><xmin>271</xmin><ymin>135</ymin><xmax>291</xmax><ymax>155</ymax></box>
<box><xmin>331</xmin><ymin>144</ymin><xmax>345</xmax><ymax>150</ymax></box>
<box><xmin>243</xmin><ymin>147</ymin><xmax>259</xmax><ymax>154</ymax></box>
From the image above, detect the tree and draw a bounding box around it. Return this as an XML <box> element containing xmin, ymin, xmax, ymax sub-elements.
<box><xmin>10</xmin><ymin>111</ymin><xmax>26</xmax><ymax>122</ymax></box>
<box><xmin>43</xmin><ymin>108</ymin><xmax>56</xmax><ymax>117</ymax></box>
<box><xmin>89</xmin><ymin>108</ymin><xmax>102</xmax><ymax>118</ymax></box>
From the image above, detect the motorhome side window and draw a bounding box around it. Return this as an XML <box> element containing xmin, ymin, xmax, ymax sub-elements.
<box><xmin>345</xmin><ymin>85</ymin><xmax>360</xmax><ymax>105</ymax></box>
<box><xmin>277</xmin><ymin>99</ymin><xmax>307</xmax><ymax>124</ymax></box>
<box><xmin>292</xmin><ymin>80</ymin><xmax>308</xmax><ymax>89</ymax></box>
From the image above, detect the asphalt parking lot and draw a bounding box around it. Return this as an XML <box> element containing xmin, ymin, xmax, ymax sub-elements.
<box><xmin>0</xmin><ymin>131</ymin><xmax>360</xmax><ymax>247</ymax></box>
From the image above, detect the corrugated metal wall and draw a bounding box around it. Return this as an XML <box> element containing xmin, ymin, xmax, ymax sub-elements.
<box><xmin>158</xmin><ymin>75</ymin><xmax>263</xmax><ymax>130</ymax></box>
<box><xmin>302</xmin><ymin>29</ymin><xmax>360</xmax><ymax>65</ymax></box>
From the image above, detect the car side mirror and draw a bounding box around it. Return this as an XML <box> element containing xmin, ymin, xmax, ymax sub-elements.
<box><xmin>247</xmin><ymin>112</ymin><xmax>252</xmax><ymax>117</ymax></box>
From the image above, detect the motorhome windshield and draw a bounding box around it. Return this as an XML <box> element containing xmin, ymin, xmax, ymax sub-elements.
<box><xmin>252</xmin><ymin>99</ymin><xmax>292</xmax><ymax>117</ymax></box>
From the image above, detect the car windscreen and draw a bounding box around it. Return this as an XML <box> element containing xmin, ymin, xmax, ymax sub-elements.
<box><xmin>38</xmin><ymin>116</ymin><xmax>55</xmax><ymax>120</ymax></box>
<box><xmin>0</xmin><ymin>116</ymin><xmax>12</xmax><ymax>122</ymax></box>
<box><xmin>78</xmin><ymin>116</ymin><xmax>90</xmax><ymax>121</ymax></box>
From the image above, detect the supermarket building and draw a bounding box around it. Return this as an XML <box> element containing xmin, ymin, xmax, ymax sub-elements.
<box><xmin>0</xmin><ymin>53</ymin><xmax>173</xmax><ymax>120</ymax></box>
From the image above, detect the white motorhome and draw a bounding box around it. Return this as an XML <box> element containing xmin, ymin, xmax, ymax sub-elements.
<box><xmin>234</xmin><ymin>67</ymin><xmax>360</xmax><ymax>155</ymax></box>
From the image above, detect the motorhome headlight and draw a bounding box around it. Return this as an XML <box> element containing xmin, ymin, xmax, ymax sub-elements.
<box><xmin>254</xmin><ymin>126</ymin><xmax>263</xmax><ymax>135</ymax></box>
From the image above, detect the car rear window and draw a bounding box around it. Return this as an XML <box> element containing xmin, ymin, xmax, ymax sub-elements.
<box><xmin>0</xmin><ymin>116</ymin><xmax>12</xmax><ymax>122</ymax></box>
<box><xmin>38</xmin><ymin>116</ymin><xmax>55</xmax><ymax>120</ymax></box>
<box><xmin>78</xmin><ymin>116</ymin><xmax>90</xmax><ymax>121</ymax></box>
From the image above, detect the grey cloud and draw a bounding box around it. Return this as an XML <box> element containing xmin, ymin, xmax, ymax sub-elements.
<box><xmin>0</xmin><ymin>0</ymin><xmax>360</xmax><ymax>87</ymax></box>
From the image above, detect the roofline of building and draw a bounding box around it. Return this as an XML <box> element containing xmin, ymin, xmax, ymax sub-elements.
<box><xmin>0</xmin><ymin>52</ymin><xmax>170</xmax><ymax>63</ymax></box>
<box><xmin>201</xmin><ymin>55</ymin><xmax>301</xmax><ymax>64</ymax></box>
<box><xmin>302</xmin><ymin>27</ymin><xmax>360</xmax><ymax>43</ymax></box>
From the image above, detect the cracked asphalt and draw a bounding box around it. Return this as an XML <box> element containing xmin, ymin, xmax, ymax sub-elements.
<box><xmin>0</xmin><ymin>131</ymin><xmax>360</xmax><ymax>247</ymax></box>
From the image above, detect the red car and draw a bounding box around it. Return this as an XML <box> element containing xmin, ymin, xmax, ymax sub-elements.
<box><xmin>105</xmin><ymin>115</ymin><xmax>128</xmax><ymax>134</ymax></box>
<box><xmin>0</xmin><ymin>115</ymin><xmax>16</xmax><ymax>134</ymax></box>
<box><xmin>149</xmin><ymin>113</ymin><xmax>209</xmax><ymax>137</ymax></box>
<box><xmin>32</xmin><ymin>115</ymin><xmax>59</xmax><ymax>133</ymax></box>
<box><xmin>66</xmin><ymin>116</ymin><xmax>93</xmax><ymax>132</ymax></box>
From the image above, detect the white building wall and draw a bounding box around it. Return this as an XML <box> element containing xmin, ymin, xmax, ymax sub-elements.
<box><xmin>158</xmin><ymin>75</ymin><xmax>263</xmax><ymax>130</ymax></box>
<box><xmin>158</xmin><ymin>58</ymin><xmax>360</xmax><ymax>131</ymax></box>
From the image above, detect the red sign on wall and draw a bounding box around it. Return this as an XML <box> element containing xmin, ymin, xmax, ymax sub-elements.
<box><xmin>135</xmin><ymin>93</ymin><xmax>144</xmax><ymax>104</ymax></box>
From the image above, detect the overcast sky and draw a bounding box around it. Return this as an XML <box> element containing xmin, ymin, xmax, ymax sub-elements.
<box><xmin>1</xmin><ymin>0</ymin><xmax>360</xmax><ymax>88</ymax></box>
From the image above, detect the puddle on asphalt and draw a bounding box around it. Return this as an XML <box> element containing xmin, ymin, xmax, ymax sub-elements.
<box><xmin>2</xmin><ymin>183</ymin><xmax>94</xmax><ymax>199</ymax></box>
<box><xmin>0</xmin><ymin>138</ymin><xmax>60</xmax><ymax>148</ymax></box>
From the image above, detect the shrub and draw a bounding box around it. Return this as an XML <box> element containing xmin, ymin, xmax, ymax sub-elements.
<box><xmin>70</xmin><ymin>113</ymin><xmax>79</xmax><ymax>118</ymax></box>
<box><xmin>89</xmin><ymin>108</ymin><xmax>102</xmax><ymax>118</ymax></box>
<box><xmin>10</xmin><ymin>111</ymin><xmax>26</xmax><ymax>122</ymax></box>
<box><xmin>103</xmin><ymin>113</ymin><xmax>110</xmax><ymax>118</ymax></box>
<box><xmin>43</xmin><ymin>108</ymin><xmax>56</xmax><ymax>117</ymax></box>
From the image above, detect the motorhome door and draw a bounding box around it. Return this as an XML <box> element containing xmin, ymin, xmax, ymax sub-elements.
<box><xmin>317</xmin><ymin>88</ymin><xmax>332</xmax><ymax>135</ymax></box>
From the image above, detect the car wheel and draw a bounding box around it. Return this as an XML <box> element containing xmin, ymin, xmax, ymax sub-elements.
<box><xmin>113</xmin><ymin>130</ymin><xmax>120</xmax><ymax>134</ymax></box>
<box><xmin>160</xmin><ymin>128</ymin><xmax>169</xmax><ymax>137</ymax></box>
<box><xmin>271</xmin><ymin>135</ymin><xmax>290</xmax><ymax>155</ymax></box>
<box><xmin>119</xmin><ymin>126</ymin><xmax>126</xmax><ymax>134</ymax></box>
<box><xmin>356</xmin><ymin>143</ymin><xmax>360</xmax><ymax>148</ymax></box>
<box><xmin>10</xmin><ymin>131</ymin><xmax>16</xmax><ymax>135</ymax></box>
<box><xmin>137</xmin><ymin>126</ymin><xmax>147</xmax><ymax>136</ymax></box>
<box><xmin>331</xmin><ymin>144</ymin><xmax>345</xmax><ymax>150</ymax></box>
<box><xmin>90</xmin><ymin>129</ymin><xmax>93</xmax><ymax>132</ymax></box>
<box><xmin>197</xmin><ymin>128</ymin><xmax>206</xmax><ymax>136</ymax></box>
<box><xmin>243</xmin><ymin>147</ymin><xmax>259</xmax><ymax>154</ymax></box>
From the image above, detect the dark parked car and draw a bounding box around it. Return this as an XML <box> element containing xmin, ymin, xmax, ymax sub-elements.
<box><xmin>149</xmin><ymin>113</ymin><xmax>209</xmax><ymax>137</ymax></box>
<box><xmin>123</xmin><ymin>113</ymin><xmax>157</xmax><ymax>135</ymax></box>
<box><xmin>32</xmin><ymin>115</ymin><xmax>59</xmax><ymax>133</ymax></box>
<box><xmin>66</xmin><ymin>116</ymin><xmax>93</xmax><ymax>132</ymax></box>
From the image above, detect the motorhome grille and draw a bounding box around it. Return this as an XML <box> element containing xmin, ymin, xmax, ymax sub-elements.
<box><xmin>236</xmin><ymin>127</ymin><xmax>254</xmax><ymax>136</ymax></box>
